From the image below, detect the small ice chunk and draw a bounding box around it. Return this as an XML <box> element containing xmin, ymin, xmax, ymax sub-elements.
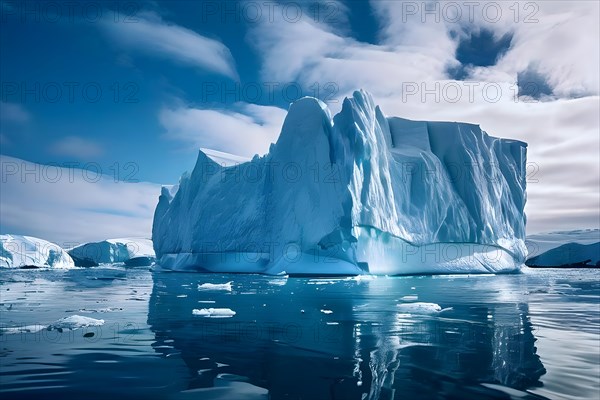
<box><xmin>193</xmin><ymin>308</ymin><xmax>236</xmax><ymax>318</ymax></box>
<box><xmin>400</xmin><ymin>295</ymin><xmax>418</xmax><ymax>301</ymax></box>
<box><xmin>396</xmin><ymin>302</ymin><xmax>442</xmax><ymax>314</ymax></box>
<box><xmin>267</xmin><ymin>278</ymin><xmax>287</xmax><ymax>286</ymax></box>
<box><xmin>320</xmin><ymin>309</ymin><xmax>333</xmax><ymax>314</ymax></box>
<box><xmin>48</xmin><ymin>315</ymin><xmax>105</xmax><ymax>331</ymax></box>
<box><xmin>352</xmin><ymin>274</ymin><xmax>376</xmax><ymax>281</ymax></box>
<box><xmin>0</xmin><ymin>324</ymin><xmax>45</xmax><ymax>334</ymax></box>
<box><xmin>198</xmin><ymin>282</ymin><xmax>232</xmax><ymax>291</ymax></box>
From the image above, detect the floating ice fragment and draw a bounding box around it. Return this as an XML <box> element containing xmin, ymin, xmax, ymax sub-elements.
<box><xmin>198</xmin><ymin>282</ymin><xmax>232</xmax><ymax>291</ymax></box>
<box><xmin>48</xmin><ymin>315</ymin><xmax>105</xmax><ymax>331</ymax></box>
<box><xmin>192</xmin><ymin>308</ymin><xmax>236</xmax><ymax>318</ymax></box>
<box><xmin>346</xmin><ymin>274</ymin><xmax>376</xmax><ymax>282</ymax></box>
<box><xmin>0</xmin><ymin>324</ymin><xmax>45</xmax><ymax>334</ymax></box>
<box><xmin>396</xmin><ymin>302</ymin><xmax>442</xmax><ymax>314</ymax></box>
<box><xmin>308</xmin><ymin>279</ymin><xmax>339</xmax><ymax>285</ymax></box>
<box><xmin>320</xmin><ymin>309</ymin><xmax>333</xmax><ymax>314</ymax></box>
<box><xmin>267</xmin><ymin>277</ymin><xmax>287</xmax><ymax>286</ymax></box>
<box><xmin>400</xmin><ymin>295</ymin><xmax>418</xmax><ymax>301</ymax></box>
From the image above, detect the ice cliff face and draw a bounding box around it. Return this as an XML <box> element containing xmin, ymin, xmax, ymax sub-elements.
<box><xmin>152</xmin><ymin>90</ymin><xmax>527</xmax><ymax>275</ymax></box>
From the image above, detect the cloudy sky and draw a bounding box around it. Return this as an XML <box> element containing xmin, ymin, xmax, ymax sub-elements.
<box><xmin>1</xmin><ymin>0</ymin><xmax>598</xmax><ymax>245</ymax></box>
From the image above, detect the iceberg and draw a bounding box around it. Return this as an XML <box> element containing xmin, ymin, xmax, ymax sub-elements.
<box><xmin>152</xmin><ymin>90</ymin><xmax>528</xmax><ymax>275</ymax></box>
<box><xmin>526</xmin><ymin>229</ymin><xmax>599</xmax><ymax>256</ymax></box>
<box><xmin>0</xmin><ymin>234</ymin><xmax>75</xmax><ymax>269</ymax></box>
<box><xmin>526</xmin><ymin>242</ymin><xmax>599</xmax><ymax>267</ymax></box>
<box><xmin>68</xmin><ymin>238</ymin><xmax>155</xmax><ymax>266</ymax></box>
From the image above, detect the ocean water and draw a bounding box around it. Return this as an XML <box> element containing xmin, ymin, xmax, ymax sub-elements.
<box><xmin>0</xmin><ymin>267</ymin><xmax>598</xmax><ymax>400</ymax></box>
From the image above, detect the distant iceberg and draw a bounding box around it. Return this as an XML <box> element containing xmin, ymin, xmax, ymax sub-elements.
<box><xmin>68</xmin><ymin>238</ymin><xmax>155</xmax><ymax>266</ymax></box>
<box><xmin>526</xmin><ymin>242</ymin><xmax>599</xmax><ymax>267</ymax></box>
<box><xmin>152</xmin><ymin>90</ymin><xmax>528</xmax><ymax>275</ymax></box>
<box><xmin>0</xmin><ymin>234</ymin><xmax>74</xmax><ymax>269</ymax></box>
<box><xmin>526</xmin><ymin>229</ymin><xmax>599</xmax><ymax>256</ymax></box>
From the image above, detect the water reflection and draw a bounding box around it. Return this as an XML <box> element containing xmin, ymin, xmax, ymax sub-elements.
<box><xmin>147</xmin><ymin>274</ymin><xmax>547</xmax><ymax>399</ymax></box>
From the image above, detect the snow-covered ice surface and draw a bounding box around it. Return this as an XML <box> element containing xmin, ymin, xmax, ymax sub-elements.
<box><xmin>153</xmin><ymin>90</ymin><xmax>528</xmax><ymax>275</ymax></box>
<box><xmin>68</xmin><ymin>238</ymin><xmax>155</xmax><ymax>266</ymax></box>
<box><xmin>0</xmin><ymin>234</ymin><xmax>74</xmax><ymax>269</ymax></box>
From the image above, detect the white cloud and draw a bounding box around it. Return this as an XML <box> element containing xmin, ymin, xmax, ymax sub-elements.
<box><xmin>159</xmin><ymin>102</ymin><xmax>287</xmax><ymax>158</ymax></box>
<box><xmin>249</xmin><ymin>17</ymin><xmax>449</xmax><ymax>100</ymax></box>
<box><xmin>0</xmin><ymin>102</ymin><xmax>31</xmax><ymax>148</ymax></box>
<box><xmin>0</xmin><ymin>102</ymin><xmax>31</xmax><ymax>125</ymax></box>
<box><xmin>245</xmin><ymin>0</ymin><xmax>599</xmax><ymax>234</ymax></box>
<box><xmin>50</xmin><ymin>136</ymin><xmax>104</xmax><ymax>159</ymax></box>
<box><xmin>0</xmin><ymin>155</ymin><xmax>160</xmax><ymax>246</ymax></box>
<box><xmin>458</xmin><ymin>1</ymin><xmax>600</xmax><ymax>97</ymax></box>
<box><xmin>101</xmin><ymin>11</ymin><xmax>238</xmax><ymax>79</ymax></box>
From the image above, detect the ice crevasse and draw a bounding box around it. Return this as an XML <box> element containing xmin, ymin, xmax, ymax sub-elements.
<box><xmin>152</xmin><ymin>90</ymin><xmax>528</xmax><ymax>275</ymax></box>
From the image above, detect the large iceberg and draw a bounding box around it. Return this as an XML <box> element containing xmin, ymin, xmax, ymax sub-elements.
<box><xmin>0</xmin><ymin>234</ymin><xmax>75</xmax><ymax>269</ymax></box>
<box><xmin>152</xmin><ymin>90</ymin><xmax>528</xmax><ymax>275</ymax></box>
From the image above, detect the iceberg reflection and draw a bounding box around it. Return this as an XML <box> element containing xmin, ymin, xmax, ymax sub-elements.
<box><xmin>147</xmin><ymin>274</ymin><xmax>546</xmax><ymax>399</ymax></box>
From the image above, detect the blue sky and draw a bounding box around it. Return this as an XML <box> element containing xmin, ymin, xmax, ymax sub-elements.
<box><xmin>1</xmin><ymin>0</ymin><xmax>599</xmax><ymax>243</ymax></box>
